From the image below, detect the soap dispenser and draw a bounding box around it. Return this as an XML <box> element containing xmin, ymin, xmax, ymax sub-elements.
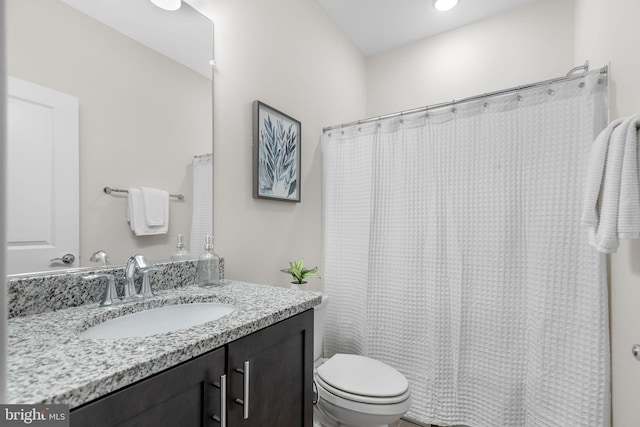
<box><xmin>170</xmin><ymin>234</ymin><xmax>190</xmax><ymax>261</ymax></box>
<box><xmin>196</xmin><ymin>235</ymin><xmax>220</xmax><ymax>286</ymax></box>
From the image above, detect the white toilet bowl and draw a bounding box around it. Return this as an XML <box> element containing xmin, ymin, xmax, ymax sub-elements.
<box><xmin>313</xmin><ymin>296</ymin><xmax>412</xmax><ymax>427</ymax></box>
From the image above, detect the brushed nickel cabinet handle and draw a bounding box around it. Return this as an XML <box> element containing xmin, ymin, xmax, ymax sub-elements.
<box><xmin>211</xmin><ymin>374</ymin><xmax>227</xmax><ymax>426</ymax></box>
<box><xmin>234</xmin><ymin>361</ymin><xmax>250</xmax><ymax>419</ymax></box>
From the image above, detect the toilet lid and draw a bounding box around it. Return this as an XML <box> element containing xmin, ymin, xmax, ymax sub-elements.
<box><xmin>316</xmin><ymin>354</ymin><xmax>408</xmax><ymax>398</ymax></box>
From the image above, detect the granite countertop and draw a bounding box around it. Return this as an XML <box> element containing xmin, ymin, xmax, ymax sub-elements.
<box><xmin>7</xmin><ymin>280</ymin><xmax>322</xmax><ymax>409</ymax></box>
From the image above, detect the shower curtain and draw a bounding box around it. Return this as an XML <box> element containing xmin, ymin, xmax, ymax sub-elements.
<box><xmin>322</xmin><ymin>71</ymin><xmax>610</xmax><ymax>426</ymax></box>
<box><xmin>190</xmin><ymin>153</ymin><xmax>213</xmax><ymax>255</ymax></box>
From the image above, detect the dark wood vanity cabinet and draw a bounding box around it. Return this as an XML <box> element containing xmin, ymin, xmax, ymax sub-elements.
<box><xmin>70</xmin><ymin>346</ymin><xmax>225</xmax><ymax>427</ymax></box>
<box><xmin>227</xmin><ymin>308</ymin><xmax>314</xmax><ymax>427</ymax></box>
<box><xmin>70</xmin><ymin>309</ymin><xmax>313</xmax><ymax>427</ymax></box>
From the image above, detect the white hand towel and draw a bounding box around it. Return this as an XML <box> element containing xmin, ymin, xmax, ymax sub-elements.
<box><xmin>127</xmin><ymin>188</ymin><xmax>139</xmax><ymax>231</ymax></box>
<box><xmin>127</xmin><ymin>187</ymin><xmax>169</xmax><ymax>236</ymax></box>
<box><xmin>581</xmin><ymin>114</ymin><xmax>640</xmax><ymax>253</ymax></box>
<box><xmin>140</xmin><ymin>187</ymin><xmax>169</xmax><ymax>226</ymax></box>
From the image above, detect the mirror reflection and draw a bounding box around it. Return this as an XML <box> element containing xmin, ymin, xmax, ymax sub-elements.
<box><xmin>6</xmin><ymin>0</ymin><xmax>214</xmax><ymax>275</ymax></box>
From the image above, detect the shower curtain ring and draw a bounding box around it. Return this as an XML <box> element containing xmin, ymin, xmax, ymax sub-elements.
<box><xmin>516</xmin><ymin>87</ymin><xmax>524</xmax><ymax>102</ymax></box>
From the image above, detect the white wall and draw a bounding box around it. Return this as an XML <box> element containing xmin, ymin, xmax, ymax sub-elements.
<box><xmin>574</xmin><ymin>0</ymin><xmax>640</xmax><ymax>424</ymax></box>
<box><xmin>6</xmin><ymin>0</ymin><xmax>212</xmax><ymax>267</ymax></box>
<box><xmin>193</xmin><ymin>0</ymin><xmax>367</xmax><ymax>290</ymax></box>
<box><xmin>366</xmin><ymin>0</ymin><xmax>575</xmax><ymax>117</ymax></box>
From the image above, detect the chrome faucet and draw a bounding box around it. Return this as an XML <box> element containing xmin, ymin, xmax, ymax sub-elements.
<box><xmin>90</xmin><ymin>250</ymin><xmax>111</xmax><ymax>266</ymax></box>
<box><xmin>124</xmin><ymin>254</ymin><xmax>149</xmax><ymax>299</ymax></box>
<box><xmin>83</xmin><ymin>254</ymin><xmax>160</xmax><ymax>306</ymax></box>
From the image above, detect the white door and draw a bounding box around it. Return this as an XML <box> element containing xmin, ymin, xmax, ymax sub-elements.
<box><xmin>6</xmin><ymin>77</ymin><xmax>79</xmax><ymax>275</ymax></box>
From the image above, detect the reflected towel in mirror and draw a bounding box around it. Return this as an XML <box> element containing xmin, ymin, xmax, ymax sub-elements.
<box><xmin>127</xmin><ymin>187</ymin><xmax>169</xmax><ymax>236</ymax></box>
<box><xmin>141</xmin><ymin>187</ymin><xmax>169</xmax><ymax>226</ymax></box>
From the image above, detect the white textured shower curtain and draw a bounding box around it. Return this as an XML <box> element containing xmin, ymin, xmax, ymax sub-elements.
<box><xmin>190</xmin><ymin>153</ymin><xmax>213</xmax><ymax>255</ymax></box>
<box><xmin>322</xmin><ymin>72</ymin><xmax>610</xmax><ymax>427</ymax></box>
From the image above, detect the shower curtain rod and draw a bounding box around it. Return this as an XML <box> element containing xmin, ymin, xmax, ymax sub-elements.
<box><xmin>322</xmin><ymin>61</ymin><xmax>607</xmax><ymax>133</ymax></box>
<box><xmin>194</xmin><ymin>153</ymin><xmax>212</xmax><ymax>158</ymax></box>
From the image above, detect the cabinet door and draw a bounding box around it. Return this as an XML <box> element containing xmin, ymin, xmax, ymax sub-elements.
<box><xmin>227</xmin><ymin>310</ymin><xmax>314</xmax><ymax>427</ymax></box>
<box><xmin>71</xmin><ymin>347</ymin><xmax>226</xmax><ymax>427</ymax></box>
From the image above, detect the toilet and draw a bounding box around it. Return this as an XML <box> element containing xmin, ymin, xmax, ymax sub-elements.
<box><xmin>313</xmin><ymin>296</ymin><xmax>412</xmax><ymax>427</ymax></box>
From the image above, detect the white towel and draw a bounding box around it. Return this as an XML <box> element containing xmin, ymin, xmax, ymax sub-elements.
<box><xmin>140</xmin><ymin>187</ymin><xmax>169</xmax><ymax>226</ymax></box>
<box><xmin>581</xmin><ymin>115</ymin><xmax>640</xmax><ymax>253</ymax></box>
<box><xmin>127</xmin><ymin>187</ymin><xmax>169</xmax><ymax>236</ymax></box>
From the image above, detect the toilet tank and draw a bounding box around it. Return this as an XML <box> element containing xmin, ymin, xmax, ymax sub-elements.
<box><xmin>313</xmin><ymin>295</ymin><xmax>329</xmax><ymax>361</ymax></box>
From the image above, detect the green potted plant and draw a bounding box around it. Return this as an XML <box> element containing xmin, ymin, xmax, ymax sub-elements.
<box><xmin>281</xmin><ymin>258</ymin><xmax>321</xmax><ymax>288</ymax></box>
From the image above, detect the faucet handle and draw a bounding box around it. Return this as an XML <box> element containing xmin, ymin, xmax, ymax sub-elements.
<box><xmin>139</xmin><ymin>267</ymin><xmax>162</xmax><ymax>298</ymax></box>
<box><xmin>82</xmin><ymin>273</ymin><xmax>120</xmax><ymax>307</ymax></box>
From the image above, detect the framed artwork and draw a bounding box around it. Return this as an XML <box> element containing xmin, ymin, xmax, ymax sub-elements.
<box><xmin>253</xmin><ymin>101</ymin><xmax>301</xmax><ymax>202</ymax></box>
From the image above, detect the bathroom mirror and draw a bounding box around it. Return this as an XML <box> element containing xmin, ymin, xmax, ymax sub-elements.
<box><xmin>6</xmin><ymin>0</ymin><xmax>213</xmax><ymax>275</ymax></box>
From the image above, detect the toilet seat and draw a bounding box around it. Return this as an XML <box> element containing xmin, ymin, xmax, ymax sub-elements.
<box><xmin>316</xmin><ymin>383</ymin><xmax>411</xmax><ymax>425</ymax></box>
<box><xmin>315</xmin><ymin>354</ymin><xmax>410</xmax><ymax>405</ymax></box>
<box><xmin>315</xmin><ymin>376</ymin><xmax>411</xmax><ymax>405</ymax></box>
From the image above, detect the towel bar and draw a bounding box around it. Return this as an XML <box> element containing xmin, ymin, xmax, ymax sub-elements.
<box><xmin>103</xmin><ymin>186</ymin><xmax>184</xmax><ymax>201</ymax></box>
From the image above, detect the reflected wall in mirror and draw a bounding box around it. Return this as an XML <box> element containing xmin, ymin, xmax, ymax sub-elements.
<box><xmin>6</xmin><ymin>0</ymin><xmax>213</xmax><ymax>274</ymax></box>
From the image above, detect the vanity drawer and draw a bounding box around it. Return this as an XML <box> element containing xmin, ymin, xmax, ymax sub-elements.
<box><xmin>70</xmin><ymin>347</ymin><xmax>225</xmax><ymax>427</ymax></box>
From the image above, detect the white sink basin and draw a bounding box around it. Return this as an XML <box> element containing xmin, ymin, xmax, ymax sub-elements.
<box><xmin>79</xmin><ymin>303</ymin><xmax>236</xmax><ymax>339</ymax></box>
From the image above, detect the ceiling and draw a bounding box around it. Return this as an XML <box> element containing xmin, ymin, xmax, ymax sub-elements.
<box><xmin>60</xmin><ymin>0</ymin><xmax>213</xmax><ymax>79</ymax></box>
<box><xmin>59</xmin><ymin>0</ymin><xmax>541</xmax><ymax>71</ymax></box>
<box><xmin>316</xmin><ymin>0</ymin><xmax>540</xmax><ymax>57</ymax></box>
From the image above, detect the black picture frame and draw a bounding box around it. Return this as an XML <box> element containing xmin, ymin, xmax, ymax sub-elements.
<box><xmin>252</xmin><ymin>101</ymin><xmax>301</xmax><ymax>202</ymax></box>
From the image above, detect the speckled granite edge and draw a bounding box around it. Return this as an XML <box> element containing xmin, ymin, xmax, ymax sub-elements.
<box><xmin>7</xmin><ymin>280</ymin><xmax>321</xmax><ymax>409</ymax></box>
<box><xmin>7</xmin><ymin>258</ymin><xmax>225</xmax><ymax>318</ymax></box>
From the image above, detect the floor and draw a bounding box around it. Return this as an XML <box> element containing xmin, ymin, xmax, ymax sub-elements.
<box><xmin>390</xmin><ymin>421</ymin><xmax>463</xmax><ymax>427</ymax></box>
<box><xmin>390</xmin><ymin>419</ymin><xmax>430</xmax><ymax>427</ymax></box>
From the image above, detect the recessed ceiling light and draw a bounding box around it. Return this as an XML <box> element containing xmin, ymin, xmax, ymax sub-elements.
<box><xmin>150</xmin><ymin>0</ymin><xmax>181</xmax><ymax>11</ymax></box>
<box><xmin>433</xmin><ymin>0</ymin><xmax>459</xmax><ymax>12</ymax></box>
